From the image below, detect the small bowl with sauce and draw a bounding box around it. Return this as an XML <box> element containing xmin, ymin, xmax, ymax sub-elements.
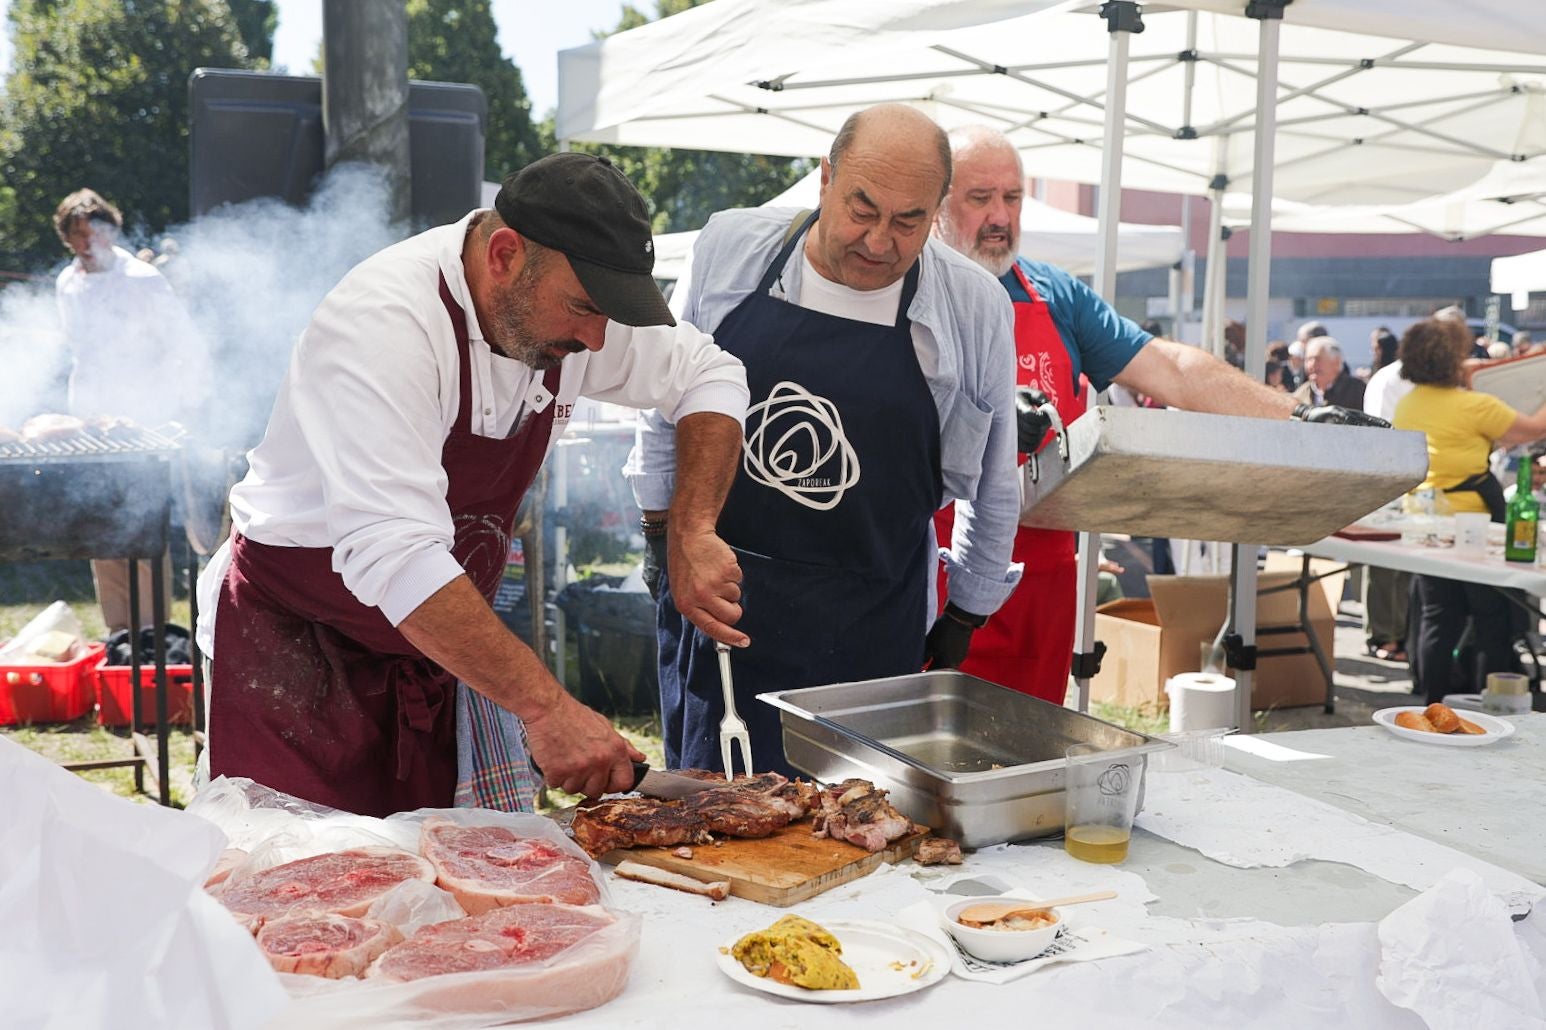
<box><xmin>942</xmin><ymin>896</ymin><xmax>1062</xmax><ymax>962</ymax></box>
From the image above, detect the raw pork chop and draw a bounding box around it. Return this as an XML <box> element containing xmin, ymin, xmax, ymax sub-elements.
<box><xmin>217</xmin><ymin>846</ymin><xmax>435</xmax><ymax>928</ymax></box>
<box><xmin>257</xmin><ymin>913</ymin><xmax>403</xmax><ymax>978</ymax></box>
<box><xmin>421</xmin><ymin>818</ymin><xmax>600</xmax><ymax>913</ymax></box>
<box><xmin>367</xmin><ymin>903</ymin><xmax>615</xmax><ymax>982</ymax></box>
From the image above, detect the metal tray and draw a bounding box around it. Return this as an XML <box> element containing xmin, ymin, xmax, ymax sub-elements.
<box><xmin>1020</xmin><ymin>406</ymin><xmax>1429</xmax><ymax>546</ymax></box>
<box><xmin>759</xmin><ymin>671</ymin><xmax>1170</xmax><ymax>849</ymax></box>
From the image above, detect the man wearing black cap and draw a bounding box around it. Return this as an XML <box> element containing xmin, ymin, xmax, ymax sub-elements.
<box><xmin>197</xmin><ymin>154</ymin><xmax>749</xmax><ymax>815</ymax></box>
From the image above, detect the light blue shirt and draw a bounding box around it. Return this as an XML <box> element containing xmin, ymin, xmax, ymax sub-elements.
<box><xmin>626</xmin><ymin>206</ymin><xmax>1023</xmax><ymax>617</ymax></box>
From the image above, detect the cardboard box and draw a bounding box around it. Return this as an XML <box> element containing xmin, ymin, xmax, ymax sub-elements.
<box><xmin>1091</xmin><ymin>569</ymin><xmax>1335</xmax><ymax>711</ymax></box>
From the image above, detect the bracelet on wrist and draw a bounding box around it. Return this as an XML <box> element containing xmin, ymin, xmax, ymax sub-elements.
<box><xmin>640</xmin><ymin>515</ymin><xmax>668</xmax><ymax>540</ymax></box>
<box><xmin>944</xmin><ymin>602</ymin><xmax>988</xmax><ymax>629</ymax></box>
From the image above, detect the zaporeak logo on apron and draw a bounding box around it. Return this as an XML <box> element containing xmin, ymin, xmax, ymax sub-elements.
<box><xmin>741</xmin><ymin>379</ymin><xmax>861</xmax><ymax>511</ymax></box>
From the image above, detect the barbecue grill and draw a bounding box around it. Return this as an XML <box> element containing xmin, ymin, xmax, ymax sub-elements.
<box><xmin>0</xmin><ymin>425</ymin><xmax>191</xmax><ymax>804</ymax></box>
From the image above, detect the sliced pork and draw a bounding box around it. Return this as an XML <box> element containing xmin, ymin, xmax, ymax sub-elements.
<box><xmin>680</xmin><ymin>788</ymin><xmax>792</xmax><ymax>838</ymax></box>
<box><xmin>421</xmin><ymin>818</ymin><xmax>600</xmax><ymax>912</ymax></box>
<box><xmin>257</xmin><ymin>913</ymin><xmax>403</xmax><ymax>978</ymax></box>
<box><xmin>915</xmin><ymin>837</ymin><xmax>963</xmax><ymax>865</ymax></box>
<box><xmin>217</xmin><ymin>846</ymin><xmax>436</xmax><ymax>929</ymax></box>
<box><xmin>569</xmin><ymin>798</ymin><xmax>713</xmax><ymax>858</ymax></box>
<box><xmin>367</xmin><ymin>903</ymin><xmax>616</xmax><ymax>982</ymax></box>
<box><xmin>812</xmin><ymin>779</ymin><xmax>915</xmax><ymax>852</ymax></box>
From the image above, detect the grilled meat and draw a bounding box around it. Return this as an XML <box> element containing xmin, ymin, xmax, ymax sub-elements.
<box><xmin>767</xmin><ymin>779</ymin><xmax>822</xmax><ymax>819</ymax></box>
<box><xmin>569</xmin><ymin>798</ymin><xmax>712</xmax><ymax>858</ymax></box>
<box><xmin>674</xmin><ymin>769</ymin><xmax>789</xmax><ymax>793</ymax></box>
<box><xmin>681</xmin><ymin>787</ymin><xmax>792</xmax><ymax>838</ymax></box>
<box><xmin>813</xmin><ymin>779</ymin><xmax>915</xmax><ymax>853</ymax></box>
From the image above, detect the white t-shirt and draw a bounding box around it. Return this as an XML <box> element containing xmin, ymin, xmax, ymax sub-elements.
<box><xmin>1364</xmin><ymin>360</ymin><xmax>1414</xmax><ymax>422</ymax></box>
<box><xmin>196</xmin><ymin>211</ymin><xmax>748</xmax><ymax>653</ymax></box>
<box><xmin>794</xmin><ymin>253</ymin><xmax>938</xmax><ymax>380</ymax></box>
<box><xmin>55</xmin><ymin>246</ymin><xmax>210</xmax><ymax>424</ymax></box>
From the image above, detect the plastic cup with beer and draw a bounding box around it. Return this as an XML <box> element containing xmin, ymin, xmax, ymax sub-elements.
<box><xmin>1064</xmin><ymin>743</ymin><xmax>1142</xmax><ymax>864</ymax></box>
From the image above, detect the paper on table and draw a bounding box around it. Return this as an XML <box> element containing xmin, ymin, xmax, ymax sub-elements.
<box><xmin>1377</xmin><ymin>868</ymin><xmax>1546</xmax><ymax>1030</ymax></box>
<box><xmin>1137</xmin><ymin>767</ymin><xmax>1544</xmax><ymax>907</ymax></box>
<box><xmin>0</xmin><ymin>738</ymin><xmax>287</xmax><ymax>1030</ymax></box>
<box><xmin>895</xmin><ymin>889</ymin><xmax>1147</xmax><ymax>984</ymax></box>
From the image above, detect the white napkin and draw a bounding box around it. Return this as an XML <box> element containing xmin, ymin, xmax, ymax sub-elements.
<box><xmin>896</xmin><ymin>888</ymin><xmax>1147</xmax><ymax>984</ymax></box>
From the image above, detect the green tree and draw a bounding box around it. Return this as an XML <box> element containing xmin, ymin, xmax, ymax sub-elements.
<box><xmin>407</xmin><ymin>0</ymin><xmax>542</xmax><ymax>181</ymax></box>
<box><xmin>0</xmin><ymin>0</ymin><xmax>264</xmax><ymax>267</ymax></box>
<box><xmin>227</xmin><ymin>0</ymin><xmax>276</xmax><ymax>66</ymax></box>
<box><xmin>555</xmin><ymin>0</ymin><xmax>812</xmax><ymax>233</ymax></box>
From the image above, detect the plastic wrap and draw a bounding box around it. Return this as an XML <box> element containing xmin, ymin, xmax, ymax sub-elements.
<box><xmin>187</xmin><ymin>777</ymin><xmax>642</xmax><ymax>1028</ymax></box>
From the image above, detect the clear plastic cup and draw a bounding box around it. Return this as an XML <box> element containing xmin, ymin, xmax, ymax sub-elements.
<box><xmin>1063</xmin><ymin>743</ymin><xmax>1142</xmax><ymax>864</ymax></box>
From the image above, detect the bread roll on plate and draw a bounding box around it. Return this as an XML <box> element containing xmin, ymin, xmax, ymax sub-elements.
<box><xmin>1394</xmin><ymin>711</ymin><xmax>1438</xmax><ymax>733</ymax></box>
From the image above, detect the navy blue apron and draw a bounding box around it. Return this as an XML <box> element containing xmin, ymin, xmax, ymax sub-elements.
<box><xmin>657</xmin><ymin>211</ymin><xmax>942</xmax><ymax>777</ymax></box>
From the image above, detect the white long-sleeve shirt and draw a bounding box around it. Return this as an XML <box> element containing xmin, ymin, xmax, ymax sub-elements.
<box><xmin>197</xmin><ymin>211</ymin><xmax>747</xmax><ymax>651</ymax></box>
<box><xmin>55</xmin><ymin>245</ymin><xmax>210</xmax><ymax>425</ymax></box>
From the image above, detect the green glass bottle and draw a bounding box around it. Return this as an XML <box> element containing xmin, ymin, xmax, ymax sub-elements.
<box><xmin>1504</xmin><ymin>457</ymin><xmax>1538</xmax><ymax>563</ymax></box>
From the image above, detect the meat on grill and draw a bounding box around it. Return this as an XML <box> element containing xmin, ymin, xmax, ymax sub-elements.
<box><xmin>20</xmin><ymin>413</ymin><xmax>87</xmax><ymax>442</ymax></box>
<box><xmin>215</xmin><ymin>846</ymin><xmax>436</xmax><ymax>930</ymax></box>
<box><xmin>569</xmin><ymin>798</ymin><xmax>713</xmax><ymax>858</ymax></box>
<box><xmin>367</xmin><ymin>902</ymin><xmax>618</xmax><ymax>982</ymax></box>
<box><xmin>421</xmin><ymin>818</ymin><xmax>601</xmax><ymax>912</ymax></box>
<box><xmin>257</xmin><ymin>912</ymin><xmax>403</xmax><ymax>978</ymax></box>
<box><xmin>680</xmin><ymin>787</ymin><xmax>792</xmax><ymax>839</ymax></box>
<box><xmin>812</xmin><ymin>779</ymin><xmax>916</xmax><ymax>853</ymax></box>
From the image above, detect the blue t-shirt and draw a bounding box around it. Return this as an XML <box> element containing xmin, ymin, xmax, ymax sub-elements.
<box><xmin>1000</xmin><ymin>257</ymin><xmax>1150</xmax><ymax>399</ymax></box>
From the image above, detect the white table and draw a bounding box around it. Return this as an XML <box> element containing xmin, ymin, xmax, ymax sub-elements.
<box><xmin>1299</xmin><ymin>534</ymin><xmax>1546</xmax><ymax>595</ymax></box>
<box><xmin>1224</xmin><ymin>713</ymin><xmax>1546</xmax><ymax>884</ymax></box>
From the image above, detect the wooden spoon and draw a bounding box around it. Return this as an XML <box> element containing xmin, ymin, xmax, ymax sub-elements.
<box><xmin>955</xmin><ymin>890</ymin><xmax>1117</xmax><ymax>927</ymax></box>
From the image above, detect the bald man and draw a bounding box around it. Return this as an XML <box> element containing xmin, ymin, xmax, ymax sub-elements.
<box><xmin>934</xmin><ymin>125</ymin><xmax>1382</xmax><ymax>702</ymax></box>
<box><xmin>629</xmin><ymin>104</ymin><xmax>1021</xmax><ymax>776</ymax></box>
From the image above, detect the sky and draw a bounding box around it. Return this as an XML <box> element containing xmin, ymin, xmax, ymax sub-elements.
<box><xmin>0</xmin><ymin>0</ymin><xmax>631</xmax><ymax>118</ymax></box>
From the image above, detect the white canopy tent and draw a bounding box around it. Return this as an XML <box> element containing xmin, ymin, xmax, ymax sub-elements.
<box><xmin>558</xmin><ymin>0</ymin><xmax>1545</xmax><ymax>729</ymax></box>
<box><xmin>1493</xmin><ymin>248</ymin><xmax>1546</xmax><ymax>312</ymax></box>
<box><xmin>649</xmin><ymin>169</ymin><xmax>1185</xmax><ymax>280</ymax></box>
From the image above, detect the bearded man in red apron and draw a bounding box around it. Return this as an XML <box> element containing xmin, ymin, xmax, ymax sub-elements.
<box><xmin>197</xmin><ymin>155</ymin><xmax>750</xmax><ymax>815</ymax></box>
<box><xmin>934</xmin><ymin>127</ymin><xmax>1363</xmax><ymax>703</ymax></box>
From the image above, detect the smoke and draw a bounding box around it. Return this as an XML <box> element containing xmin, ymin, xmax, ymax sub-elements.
<box><xmin>0</xmin><ymin>162</ymin><xmax>410</xmax><ymax>447</ymax></box>
<box><xmin>169</xmin><ymin>162</ymin><xmax>408</xmax><ymax>447</ymax></box>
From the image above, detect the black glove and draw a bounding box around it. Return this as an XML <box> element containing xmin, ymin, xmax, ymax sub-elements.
<box><xmin>1015</xmin><ymin>386</ymin><xmax>1054</xmax><ymax>453</ymax></box>
<box><xmin>1291</xmin><ymin>403</ymin><xmax>1390</xmax><ymax>429</ymax></box>
<box><xmin>923</xmin><ymin>603</ymin><xmax>987</xmax><ymax>670</ymax></box>
<box><xmin>641</xmin><ymin>533</ymin><xmax>668</xmax><ymax>602</ymax></box>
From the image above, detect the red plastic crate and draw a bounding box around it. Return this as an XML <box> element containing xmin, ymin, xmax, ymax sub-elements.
<box><xmin>96</xmin><ymin>662</ymin><xmax>196</xmax><ymax>727</ymax></box>
<box><xmin>0</xmin><ymin>642</ymin><xmax>105</xmax><ymax>725</ymax></box>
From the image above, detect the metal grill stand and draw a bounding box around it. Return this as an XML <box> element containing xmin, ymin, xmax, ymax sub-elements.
<box><xmin>0</xmin><ymin>428</ymin><xmax>183</xmax><ymax>804</ymax></box>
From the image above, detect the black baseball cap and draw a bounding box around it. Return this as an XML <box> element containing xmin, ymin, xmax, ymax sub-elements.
<box><xmin>495</xmin><ymin>153</ymin><xmax>674</xmax><ymax>328</ymax></box>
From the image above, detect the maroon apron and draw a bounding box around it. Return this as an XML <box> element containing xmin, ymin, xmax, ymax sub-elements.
<box><xmin>210</xmin><ymin>273</ymin><xmax>561</xmax><ymax>816</ymax></box>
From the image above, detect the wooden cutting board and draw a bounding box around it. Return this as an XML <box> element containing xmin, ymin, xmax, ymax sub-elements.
<box><xmin>600</xmin><ymin>821</ymin><xmax>929</xmax><ymax>907</ymax></box>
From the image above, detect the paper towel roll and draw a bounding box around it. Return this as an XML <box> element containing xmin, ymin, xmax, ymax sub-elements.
<box><xmin>1166</xmin><ymin>673</ymin><xmax>1238</xmax><ymax>732</ymax></box>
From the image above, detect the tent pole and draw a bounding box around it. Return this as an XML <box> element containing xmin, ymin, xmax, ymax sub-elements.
<box><xmin>1230</xmin><ymin>0</ymin><xmax>1288</xmax><ymax>734</ymax></box>
<box><xmin>1200</xmin><ymin>173</ymin><xmax>1226</xmax><ymax>356</ymax></box>
<box><xmin>1071</xmin><ymin>0</ymin><xmax>1142</xmax><ymax>713</ymax></box>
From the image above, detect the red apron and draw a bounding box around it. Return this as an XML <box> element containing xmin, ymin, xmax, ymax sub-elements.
<box><xmin>934</xmin><ymin>264</ymin><xmax>1085</xmax><ymax>701</ymax></box>
<box><xmin>209</xmin><ymin>274</ymin><xmax>561</xmax><ymax>816</ymax></box>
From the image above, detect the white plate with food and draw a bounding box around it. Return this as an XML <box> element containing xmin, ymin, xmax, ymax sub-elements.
<box><xmin>717</xmin><ymin>918</ymin><xmax>950</xmax><ymax>1003</ymax></box>
<box><xmin>1373</xmin><ymin>705</ymin><xmax>1515</xmax><ymax>747</ymax></box>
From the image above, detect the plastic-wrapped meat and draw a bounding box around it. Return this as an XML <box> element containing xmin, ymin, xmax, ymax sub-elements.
<box><xmin>217</xmin><ymin>846</ymin><xmax>436</xmax><ymax>929</ymax></box>
<box><xmin>367</xmin><ymin>903</ymin><xmax>617</xmax><ymax>982</ymax></box>
<box><xmin>421</xmin><ymin>818</ymin><xmax>601</xmax><ymax>912</ymax></box>
<box><xmin>257</xmin><ymin>913</ymin><xmax>403</xmax><ymax>978</ymax></box>
<box><xmin>569</xmin><ymin>798</ymin><xmax>713</xmax><ymax>858</ymax></box>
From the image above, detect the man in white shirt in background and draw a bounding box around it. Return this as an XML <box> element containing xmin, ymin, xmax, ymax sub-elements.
<box><xmin>198</xmin><ymin>154</ymin><xmax>750</xmax><ymax>815</ymax></box>
<box><xmin>53</xmin><ymin>188</ymin><xmax>210</xmax><ymax>634</ymax></box>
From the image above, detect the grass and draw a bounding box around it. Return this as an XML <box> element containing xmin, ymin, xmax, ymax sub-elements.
<box><xmin>1089</xmin><ymin>700</ymin><xmax>1169</xmax><ymax>737</ymax></box>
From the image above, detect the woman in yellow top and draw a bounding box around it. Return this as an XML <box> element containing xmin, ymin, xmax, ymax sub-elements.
<box><xmin>1392</xmin><ymin>317</ymin><xmax>1546</xmax><ymax>702</ymax></box>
